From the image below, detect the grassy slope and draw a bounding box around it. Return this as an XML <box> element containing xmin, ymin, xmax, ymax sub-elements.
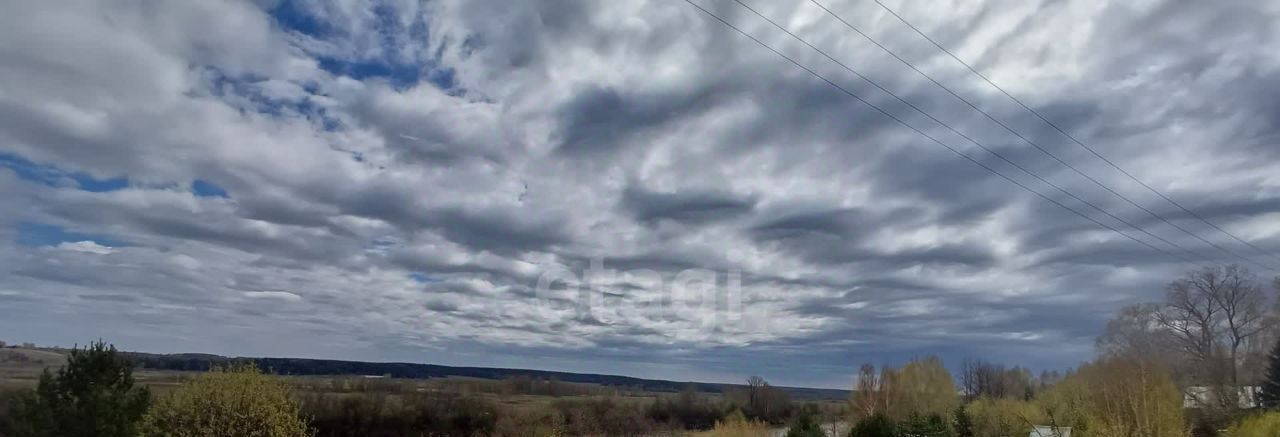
<box><xmin>0</xmin><ymin>348</ymin><xmax>850</xmax><ymax>401</ymax></box>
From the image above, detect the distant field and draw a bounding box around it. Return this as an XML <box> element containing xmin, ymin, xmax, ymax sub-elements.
<box><xmin>0</xmin><ymin>348</ymin><xmax>650</xmax><ymax>400</ymax></box>
<box><xmin>121</xmin><ymin>350</ymin><xmax>850</xmax><ymax>400</ymax></box>
<box><xmin>0</xmin><ymin>347</ymin><xmax>848</xmax><ymax>410</ymax></box>
<box><xmin>0</xmin><ymin>348</ymin><xmax>65</xmax><ymax>365</ymax></box>
<box><xmin>0</xmin><ymin>348</ymin><xmax>67</xmax><ymax>389</ymax></box>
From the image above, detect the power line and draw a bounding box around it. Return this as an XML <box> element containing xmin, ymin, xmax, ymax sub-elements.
<box><xmin>865</xmin><ymin>0</ymin><xmax>1280</xmax><ymax>267</ymax></box>
<box><xmin>721</xmin><ymin>0</ymin><xmax>1223</xmax><ymax>268</ymax></box>
<box><xmin>678</xmin><ymin>0</ymin><xmax>1204</xmax><ymax>268</ymax></box>
<box><xmin>800</xmin><ymin>0</ymin><xmax>1275</xmax><ymax>272</ymax></box>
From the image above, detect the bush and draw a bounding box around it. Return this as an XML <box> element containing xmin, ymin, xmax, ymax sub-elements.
<box><xmin>1188</xmin><ymin>408</ymin><xmax>1230</xmax><ymax>437</ymax></box>
<box><xmin>965</xmin><ymin>397</ymin><xmax>1043</xmax><ymax>437</ymax></box>
<box><xmin>1</xmin><ymin>341</ymin><xmax>150</xmax><ymax>437</ymax></box>
<box><xmin>952</xmin><ymin>405</ymin><xmax>973</xmax><ymax>437</ymax></box>
<box><xmin>141</xmin><ymin>363</ymin><xmax>311</xmax><ymax>437</ymax></box>
<box><xmin>900</xmin><ymin>413</ymin><xmax>952</xmax><ymax>437</ymax></box>
<box><xmin>784</xmin><ymin>408</ymin><xmax>825</xmax><ymax>437</ymax></box>
<box><xmin>550</xmin><ymin>397</ymin><xmax>659</xmax><ymax>436</ymax></box>
<box><xmin>646</xmin><ymin>388</ymin><xmax>727</xmax><ymax>430</ymax></box>
<box><xmin>1227</xmin><ymin>412</ymin><xmax>1280</xmax><ymax>437</ymax></box>
<box><xmin>0</xmin><ymin>386</ymin><xmax>23</xmax><ymax>433</ymax></box>
<box><xmin>848</xmin><ymin>413</ymin><xmax>896</xmax><ymax>437</ymax></box>
<box><xmin>303</xmin><ymin>391</ymin><xmax>498</xmax><ymax>437</ymax></box>
<box><xmin>1035</xmin><ymin>357</ymin><xmax>1183</xmax><ymax>437</ymax></box>
<box><xmin>706</xmin><ymin>410</ymin><xmax>771</xmax><ymax>437</ymax></box>
<box><xmin>491</xmin><ymin>407</ymin><xmax>565</xmax><ymax>437</ymax></box>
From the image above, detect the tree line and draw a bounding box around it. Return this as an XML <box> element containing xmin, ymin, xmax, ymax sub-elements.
<box><xmin>0</xmin><ymin>341</ymin><xmax>836</xmax><ymax>436</ymax></box>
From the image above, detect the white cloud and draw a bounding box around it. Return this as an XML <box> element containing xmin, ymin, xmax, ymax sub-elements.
<box><xmin>55</xmin><ymin>241</ymin><xmax>115</xmax><ymax>255</ymax></box>
<box><xmin>242</xmin><ymin>291</ymin><xmax>305</xmax><ymax>302</ymax></box>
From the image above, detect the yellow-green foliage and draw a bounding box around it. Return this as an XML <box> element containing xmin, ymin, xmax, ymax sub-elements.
<box><xmin>1033</xmin><ymin>370</ymin><xmax>1091</xmax><ymax>433</ymax></box>
<box><xmin>848</xmin><ymin>358</ymin><xmax>959</xmax><ymax>425</ymax></box>
<box><xmin>890</xmin><ymin>356</ymin><xmax>959</xmax><ymax>421</ymax></box>
<box><xmin>1227</xmin><ymin>413</ymin><xmax>1280</xmax><ymax>437</ymax></box>
<box><xmin>966</xmin><ymin>397</ymin><xmax>1044</xmax><ymax>437</ymax></box>
<box><xmin>702</xmin><ymin>410</ymin><xmax>771</xmax><ymax>437</ymax></box>
<box><xmin>141</xmin><ymin>364</ymin><xmax>312</xmax><ymax>437</ymax></box>
<box><xmin>1033</xmin><ymin>357</ymin><xmax>1184</xmax><ymax>437</ymax></box>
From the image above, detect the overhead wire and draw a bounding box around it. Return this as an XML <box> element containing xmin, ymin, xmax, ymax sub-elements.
<box><xmin>679</xmin><ymin>0</ymin><xmax>1208</xmax><ymax>268</ymax></box>
<box><xmin>798</xmin><ymin>0</ymin><xmax>1275</xmax><ymax>272</ymax></box>
<box><xmin>717</xmin><ymin>0</ymin><xmax>1223</xmax><ymax>268</ymax></box>
<box><xmin>864</xmin><ymin>0</ymin><xmax>1280</xmax><ymax>268</ymax></box>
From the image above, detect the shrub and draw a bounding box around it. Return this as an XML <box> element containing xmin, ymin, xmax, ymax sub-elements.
<box><xmin>141</xmin><ymin>363</ymin><xmax>311</xmax><ymax>437</ymax></box>
<box><xmin>966</xmin><ymin>397</ymin><xmax>1043</xmax><ymax>437</ymax></box>
<box><xmin>491</xmin><ymin>407</ymin><xmax>565</xmax><ymax>437</ymax></box>
<box><xmin>551</xmin><ymin>397</ymin><xmax>659</xmax><ymax>436</ymax></box>
<box><xmin>706</xmin><ymin>410</ymin><xmax>771</xmax><ymax>437</ymax></box>
<box><xmin>1</xmin><ymin>341</ymin><xmax>150</xmax><ymax>437</ymax></box>
<box><xmin>646</xmin><ymin>387</ymin><xmax>727</xmax><ymax>430</ymax></box>
<box><xmin>302</xmin><ymin>391</ymin><xmax>500</xmax><ymax>437</ymax></box>
<box><xmin>784</xmin><ymin>409</ymin><xmax>825</xmax><ymax>437</ymax></box>
<box><xmin>952</xmin><ymin>405</ymin><xmax>973</xmax><ymax>437</ymax></box>
<box><xmin>848</xmin><ymin>413</ymin><xmax>896</xmax><ymax>437</ymax></box>
<box><xmin>1035</xmin><ymin>357</ymin><xmax>1183</xmax><ymax>437</ymax></box>
<box><xmin>1227</xmin><ymin>412</ymin><xmax>1280</xmax><ymax>437</ymax></box>
<box><xmin>900</xmin><ymin>413</ymin><xmax>952</xmax><ymax>437</ymax></box>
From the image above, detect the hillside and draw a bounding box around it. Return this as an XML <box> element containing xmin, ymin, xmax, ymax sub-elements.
<box><xmin>122</xmin><ymin>351</ymin><xmax>849</xmax><ymax>400</ymax></box>
<box><xmin>0</xmin><ymin>348</ymin><xmax>66</xmax><ymax>367</ymax></box>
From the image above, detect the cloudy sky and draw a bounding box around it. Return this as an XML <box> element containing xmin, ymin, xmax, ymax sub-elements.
<box><xmin>2</xmin><ymin>0</ymin><xmax>1279</xmax><ymax>388</ymax></box>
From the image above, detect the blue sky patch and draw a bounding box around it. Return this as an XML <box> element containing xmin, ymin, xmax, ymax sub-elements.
<box><xmin>409</xmin><ymin>272</ymin><xmax>436</xmax><ymax>283</ymax></box>
<box><xmin>0</xmin><ymin>153</ymin><xmax>128</xmax><ymax>192</ymax></box>
<box><xmin>77</xmin><ymin>176</ymin><xmax>129</xmax><ymax>192</ymax></box>
<box><xmin>266</xmin><ymin>1</ymin><xmax>457</xmax><ymax>92</ymax></box>
<box><xmin>268</xmin><ymin>0</ymin><xmax>332</xmax><ymax>38</ymax></box>
<box><xmin>317</xmin><ymin>58</ymin><xmax>425</xmax><ymax>89</ymax></box>
<box><xmin>16</xmin><ymin>222</ymin><xmax>128</xmax><ymax>248</ymax></box>
<box><xmin>192</xmin><ymin>179</ymin><xmax>229</xmax><ymax>198</ymax></box>
<box><xmin>317</xmin><ymin>57</ymin><xmax>458</xmax><ymax>91</ymax></box>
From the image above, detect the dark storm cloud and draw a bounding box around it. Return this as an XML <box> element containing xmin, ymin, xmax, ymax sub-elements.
<box><xmin>556</xmin><ymin>85</ymin><xmax>726</xmax><ymax>156</ymax></box>
<box><xmin>620</xmin><ymin>183</ymin><xmax>758</xmax><ymax>226</ymax></box>
<box><xmin>427</xmin><ymin>206</ymin><xmax>572</xmax><ymax>254</ymax></box>
<box><xmin>78</xmin><ymin>294</ymin><xmax>141</xmax><ymax>303</ymax></box>
<box><xmin>748</xmin><ymin>206</ymin><xmax>997</xmax><ymax>268</ymax></box>
<box><xmin>750</xmin><ymin>208</ymin><xmax>877</xmax><ymax>240</ymax></box>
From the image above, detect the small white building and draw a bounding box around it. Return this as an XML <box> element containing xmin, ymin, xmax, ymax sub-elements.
<box><xmin>1183</xmin><ymin>386</ymin><xmax>1260</xmax><ymax>409</ymax></box>
<box><xmin>1029</xmin><ymin>426</ymin><xmax>1071</xmax><ymax>437</ymax></box>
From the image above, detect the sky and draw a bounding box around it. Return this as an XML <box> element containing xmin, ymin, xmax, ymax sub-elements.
<box><xmin>1</xmin><ymin>0</ymin><xmax>1279</xmax><ymax>389</ymax></box>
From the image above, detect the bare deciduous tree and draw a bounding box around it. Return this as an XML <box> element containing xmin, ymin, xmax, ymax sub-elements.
<box><xmin>960</xmin><ymin>358</ymin><xmax>1038</xmax><ymax>401</ymax></box>
<box><xmin>1155</xmin><ymin>273</ymin><xmax>1221</xmax><ymax>366</ymax></box>
<box><xmin>1159</xmin><ymin>265</ymin><xmax>1268</xmax><ymax>386</ymax></box>
<box><xmin>1211</xmin><ymin>266</ymin><xmax>1269</xmax><ymax>387</ymax></box>
<box><xmin>849</xmin><ymin>364</ymin><xmax>893</xmax><ymax>419</ymax></box>
<box><xmin>745</xmin><ymin>375</ymin><xmax>765</xmax><ymax>410</ymax></box>
<box><xmin>1130</xmin><ymin>264</ymin><xmax>1277</xmax><ymax>412</ymax></box>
